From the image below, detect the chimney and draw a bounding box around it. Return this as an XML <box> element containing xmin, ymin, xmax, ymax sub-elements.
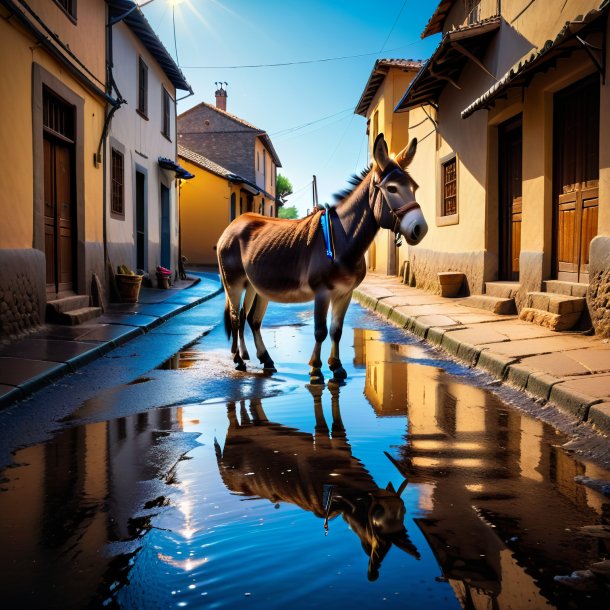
<box><xmin>215</xmin><ymin>82</ymin><xmax>228</xmax><ymax>111</ymax></box>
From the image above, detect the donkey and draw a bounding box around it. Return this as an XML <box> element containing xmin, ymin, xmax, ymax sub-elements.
<box><xmin>216</xmin><ymin>133</ymin><xmax>427</xmax><ymax>383</ymax></box>
<box><xmin>214</xmin><ymin>385</ymin><xmax>419</xmax><ymax>581</ymax></box>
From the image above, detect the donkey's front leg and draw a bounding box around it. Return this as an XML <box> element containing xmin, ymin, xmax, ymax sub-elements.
<box><xmin>328</xmin><ymin>291</ymin><xmax>352</xmax><ymax>380</ymax></box>
<box><xmin>309</xmin><ymin>292</ymin><xmax>330</xmax><ymax>384</ymax></box>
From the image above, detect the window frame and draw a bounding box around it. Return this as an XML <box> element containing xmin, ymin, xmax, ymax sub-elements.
<box><xmin>53</xmin><ymin>0</ymin><xmax>77</xmax><ymax>22</ymax></box>
<box><xmin>437</xmin><ymin>153</ymin><xmax>459</xmax><ymax>226</ymax></box>
<box><xmin>162</xmin><ymin>87</ymin><xmax>171</xmax><ymax>140</ymax></box>
<box><xmin>111</xmin><ymin>147</ymin><xmax>125</xmax><ymax>219</ymax></box>
<box><xmin>137</xmin><ymin>57</ymin><xmax>148</xmax><ymax>119</ymax></box>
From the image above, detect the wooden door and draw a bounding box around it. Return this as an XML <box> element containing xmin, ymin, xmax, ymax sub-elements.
<box><xmin>160</xmin><ymin>184</ymin><xmax>171</xmax><ymax>269</ymax></box>
<box><xmin>43</xmin><ymin>137</ymin><xmax>75</xmax><ymax>296</ymax></box>
<box><xmin>136</xmin><ymin>171</ymin><xmax>146</xmax><ymax>270</ymax></box>
<box><xmin>554</xmin><ymin>75</ymin><xmax>599</xmax><ymax>283</ymax></box>
<box><xmin>498</xmin><ymin>115</ymin><xmax>522</xmax><ymax>281</ymax></box>
<box><xmin>43</xmin><ymin>90</ymin><xmax>75</xmax><ymax>297</ymax></box>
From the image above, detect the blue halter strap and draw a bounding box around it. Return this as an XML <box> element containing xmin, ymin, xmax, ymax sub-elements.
<box><xmin>320</xmin><ymin>204</ymin><xmax>335</xmax><ymax>261</ymax></box>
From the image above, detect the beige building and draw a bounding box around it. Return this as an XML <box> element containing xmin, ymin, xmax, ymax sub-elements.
<box><xmin>354</xmin><ymin>59</ymin><xmax>423</xmax><ymax>277</ymax></box>
<box><xmin>178</xmin><ymin>145</ymin><xmax>273</xmax><ymax>266</ymax></box>
<box><xmin>0</xmin><ymin>0</ymin><xmax>110</xmax><ymax>340</ymax></box>
<box><xmin>393</xmin><ymin>0</ymin><xmax>610</xmax><ymax>336</ymax></box>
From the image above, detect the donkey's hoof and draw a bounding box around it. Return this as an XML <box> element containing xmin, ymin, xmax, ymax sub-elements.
<box><xmin>241</xmin><ymin>351</ymin><xmax>250</xmax><ymax>361</ymax></box>
<box><xmin>264</xmin><ymin>364</ymin><xmax>277</xmax><ymax>373</ymax></box>
<box><xmin>235</xmin><ymin>362</ymin><xmax>247</xmax><ymax>372</ymax></box>
<box><xmin>309</xmin><ymin>371</ymin><xmax>325</xmax><ymax>385</ymax></box>
<box><xmin>331</xmin><ymin>366</ymin><xmax>347</xmax><ymax>380</ymax></box>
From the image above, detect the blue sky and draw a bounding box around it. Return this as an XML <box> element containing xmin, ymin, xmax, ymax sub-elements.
<box><xmin>139</xmin><ymin>0</ymin><xmax>440</xmax><ymax>216</ymax></box>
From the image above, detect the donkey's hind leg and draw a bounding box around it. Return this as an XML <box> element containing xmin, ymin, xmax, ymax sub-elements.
<box><xmin>247</xmin><ymin>293</ymin><xmax>276</xmax><ymax>372</ymax></box>
<box><xmin>225</xmin><ymin>283</ymin><xmax>247</xmax><ymax>372</ymax></box>
<box><xmin>239</xmin><ymin>284</ymin><xmax>257</xmax><ymax>361</ymax></box>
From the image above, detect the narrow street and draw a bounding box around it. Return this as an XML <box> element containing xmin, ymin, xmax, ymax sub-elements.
<box><xmin>1</xmin><ymin>292</ymin><xmax>609</xmax><ymax>609</ymax></box>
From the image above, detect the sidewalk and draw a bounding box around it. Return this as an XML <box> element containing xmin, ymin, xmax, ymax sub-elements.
<box><xmin>0</xmin><ymin>272</ymin><xmax>223</xmax><ymax>408</ymax></box>
<box><xmin>354</xmin><ymin>273</ymin><xmax>610</xmax><ymax>436</ymax></box>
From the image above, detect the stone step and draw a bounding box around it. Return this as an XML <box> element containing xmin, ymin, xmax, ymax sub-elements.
<box><xmin>485</xmin><ymin>281</ymin><xmax>520</xmax><ymax>299</ymax></box>
<box><xmin>47</xmin><ymin>294</ymin><xmax>90</xmax><ymax>314</ymax></box>
<box><xmin>55</xmin><ymin>306</ymin><xmax>102</xmax><ymax>325</ymax></box>
<box><xmin>544</xmin><ymin>280</ymin><xmax>588</xmax><ymax>297</ymax></box>
<box><xmin>462</xmin><ymin>294</ymin><xmax>516</xmax><ymax>315</ymax></box>
<box><xmin>519</xmin><ymin>307</ymin><xmax>582</xmax><ymax>331</ymax></box>
<box><xmin>526</xmin><ymin>291</ymin><xmax>586</xmax><ymax>315</ymax></box>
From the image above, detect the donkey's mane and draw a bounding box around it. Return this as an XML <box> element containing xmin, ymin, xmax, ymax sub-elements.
<box><xmin>332</xmin><ymin>165</ymin><xmax>372</xmax><ymax>205</ymax></box>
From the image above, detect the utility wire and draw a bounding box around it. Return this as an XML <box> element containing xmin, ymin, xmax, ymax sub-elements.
<box><xmin>378</xmin><ymin>0</ymin><xmax>409</xmax><ymax>53</ymax></box>
<box><xmin>269</xmin><ymin>107</ymin><xmax>353</xmax><ymax>137</ymax></box>
<box><xmin>181</xmin><ymin>41</ymin><xmax>419</xmax><ymax>70</ymax></box>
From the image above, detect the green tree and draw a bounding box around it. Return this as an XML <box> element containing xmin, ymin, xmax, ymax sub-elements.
<box><xmin>276</xmin><ymin>174</ymin><xmax>293</xmax><ymax>202</ymax></box>
<box><xmin>278</xmin><ymin>205</ymin><xmax>298</xmax><ymax>219</ymax></box>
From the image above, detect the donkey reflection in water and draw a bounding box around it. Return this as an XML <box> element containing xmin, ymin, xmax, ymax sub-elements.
<box><xmin>214</xmin><ymin>386</ymin><xmax>420</xmax><ymax>581</ymax></box>
<box><xmin>217</xmin><ymin>133</ymin><xmax>427</xmax><ymax>383</ymax></box>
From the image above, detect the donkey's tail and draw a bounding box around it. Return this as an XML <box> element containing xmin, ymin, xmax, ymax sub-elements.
<box><xmin>223</xmin><ymin>297</ymin><xmax>231</xmax><ymax>341</ymax></box>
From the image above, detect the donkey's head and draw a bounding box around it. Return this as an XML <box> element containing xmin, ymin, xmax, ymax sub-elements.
<box><xmin>350</xmin><ymin>479</ymin><xmax>420</xmax><ymax>581</ymax></box>
<box><xmin>372</xmin><ymin>133</ymin><xmax>428</xmax><ymax>246</ymax></box>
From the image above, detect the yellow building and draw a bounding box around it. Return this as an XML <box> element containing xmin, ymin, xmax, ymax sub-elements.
<box><xmin>395</xmin><ymin>0</ymin><xmax>610</xmax><ymax>335</ymax></box>
<box><xmin>178</xmin><ymin>145</ymin><xmax>273</xmax><ymax>266</ymax></box>
<box><xmin>0</xmin><ymin>0</ymin><xmax>110</xmax><ymax>340</ymax></box>
<box><xmin>354</xmin><ymin>59</ymin><xmax>423</xmax><ymax>277</ymax></box>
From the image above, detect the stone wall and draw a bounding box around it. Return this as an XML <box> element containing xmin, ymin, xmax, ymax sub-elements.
<box><xmin>0</xmin><ymin>249</ymin><xmax>46</xmax><ymax>343</ymax></box>
<box><xmin>588</xmin><ymin>236</ymin><xmax>610</xmax><ymax>338</ymax></box>
<box><xmin>408</xmin><ymin>247</ymin><xmax>494</xmax><ymax>295</ymax></box>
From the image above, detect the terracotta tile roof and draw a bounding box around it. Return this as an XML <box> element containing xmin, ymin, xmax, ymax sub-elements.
<box><xmin>179</xmin><ymin>102</ymin><xmax>282</xmax><ymax>167</ymax></box>
<box><xmin>354</xmin><ymin>58</ymin><xmax>424</xmax><ymax>117</ymax></box>
<box><xmin>461</xmin><ymin>0</ymin><xmax>610</xmax><ymax>118</ymax></box>
<box><xmin>178</xmin><ymin>145</ymin><xmax>280</xmax><ymax>202</ymax></box>
<box><xmin>395</xmin><ymin>17</ymin><xmax>501</xmax><ymax>112</ymax></box>
<box><xmin>421</xmin><ymin>0</ymin><xmax>457</xmax><ymax>39</ymax></box>
<box><xmin>178</xmin><ymin>145</ymin><xmax>236</xmax><ymax>179</ymax></box>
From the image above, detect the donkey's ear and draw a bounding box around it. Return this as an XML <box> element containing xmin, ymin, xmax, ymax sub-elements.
<box><xmin>373</xmin><ymin>133</ymin><xmax>390</xmax><ymax>172</ymax></box>
<box><xmin>395</xmin><ymin>138</ymin><xmax>417</xmax><ymax>169</ymax></box>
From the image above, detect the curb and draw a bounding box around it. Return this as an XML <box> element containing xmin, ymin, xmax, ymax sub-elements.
<box><xmin>353</xmin><ymin>287</ymin><xmax>610</xmax><ymax>435</ymax></box>
<box><xmin>0</xmin><ymin>283</ymin><xmax>224</xmax><ymax>409</ymax></box>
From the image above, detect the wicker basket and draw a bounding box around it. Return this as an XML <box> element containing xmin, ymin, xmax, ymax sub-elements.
<box><xmin>116</xmin><ymin>273</ymin><xmax>143</xmax><ymax>303</ymax></box>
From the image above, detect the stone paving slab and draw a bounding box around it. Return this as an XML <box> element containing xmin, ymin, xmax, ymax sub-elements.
<box><xmin>589</xmin><ymin>403</ymin><xmax>610</xmax><ymax>435</ymax></box>
<box><xmin>517</xmin><ymin>348</ymin><xmax>610</xmax><ymax>378</ymax></box>
<box><xmin>74</xmin><ymin>324</ymin><xmax>144</xmax><ymax>344</ymax></box>
<box><xmin>477</xmin><ymin>335</ymin><xmax>597</xmax><ymax>358</ymax></box>
<box><xmin>96</xmin><ymin>313</ymin><xmax>162</xmax><ymax>327</ymax></box>
<box><xmin>0</xmin><ymin>357</ymin><xmax>68</xmax><ymax>387</ymax></box>
<box><xmin>0</xmin><ymin>338</ymin><xmax>102</xmax><ymax>365</ymax></box>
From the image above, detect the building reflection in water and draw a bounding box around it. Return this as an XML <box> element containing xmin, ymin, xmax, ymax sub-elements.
<box><xmin>353</xmin><ymin>327</ymin><xmax>610</xmax><ymax>609</ymax></box>
<box><xmin>0</xmin><ymin>407</ymin><xmax>186</xmax><ymax>608</ymax></box>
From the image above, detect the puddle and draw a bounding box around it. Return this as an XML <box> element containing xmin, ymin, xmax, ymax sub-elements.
<box><xmin>1</xmin><ymin>328</ymin><xmax>609</xmax><ymax>609</ymax></box>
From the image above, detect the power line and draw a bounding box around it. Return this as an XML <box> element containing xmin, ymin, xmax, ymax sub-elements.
<box><xmin>269</xmin><ymin>107</ymin><xmax>353</xmax><ymax>137</ymax></box>
<box><xmin>180</xmin><ymin>41</ymin><xmax>419</xmax><ymax>70</ymax></box>
<box><xmin>379</xmin><ymin>0</ymin><xmax>409</xmax><ymax>53</ymax></box>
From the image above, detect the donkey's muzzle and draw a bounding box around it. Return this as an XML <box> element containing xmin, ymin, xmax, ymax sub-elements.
<box><xmin>399</xmin><ymin>207</ymin><xmax>428</xmax><ymax>245</ymax></box>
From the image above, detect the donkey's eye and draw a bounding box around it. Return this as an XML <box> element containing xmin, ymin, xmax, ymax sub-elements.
<box><xmin>387</xmin><ymin>185</ymin><xmax>398</xmax><ymax>194</ymax></box>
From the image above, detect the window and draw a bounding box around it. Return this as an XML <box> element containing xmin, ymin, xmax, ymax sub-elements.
<box><xmin>162</xmin><ymin>88</ymin><xmax>171</xmax><ymax>139</ymax></box>
<box><xmin>260</xmin><ymin>198</ymin><xmax>265</xmax><ymax>215</ymax></box>
<box><xmin>441</xmin><ymin>156</ymin><xmax>457</xmax><ymax>216</ymax></box>
<box><xmin>111</xmin><ymin>149</ymin><xmax>124</xmax><ymax>216</ymax></box>
<box><xmin>138</xmin><ymin>57</ymin><xmax>148</xmax><ymax>117</ymax></box>
<box><xmin>54</xmin><ymin>0</ymin><xmax>76</xmax><ymax>20</ymax></box>
<box><xmin>372</xmin><ymin>110</ymin><xmax>379</xmax><ymax>141</ymax></box>
<box><xmin>230</xmin><ymin>193</ymin><xmax>236</xmax><ymax>221</ymax></box>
